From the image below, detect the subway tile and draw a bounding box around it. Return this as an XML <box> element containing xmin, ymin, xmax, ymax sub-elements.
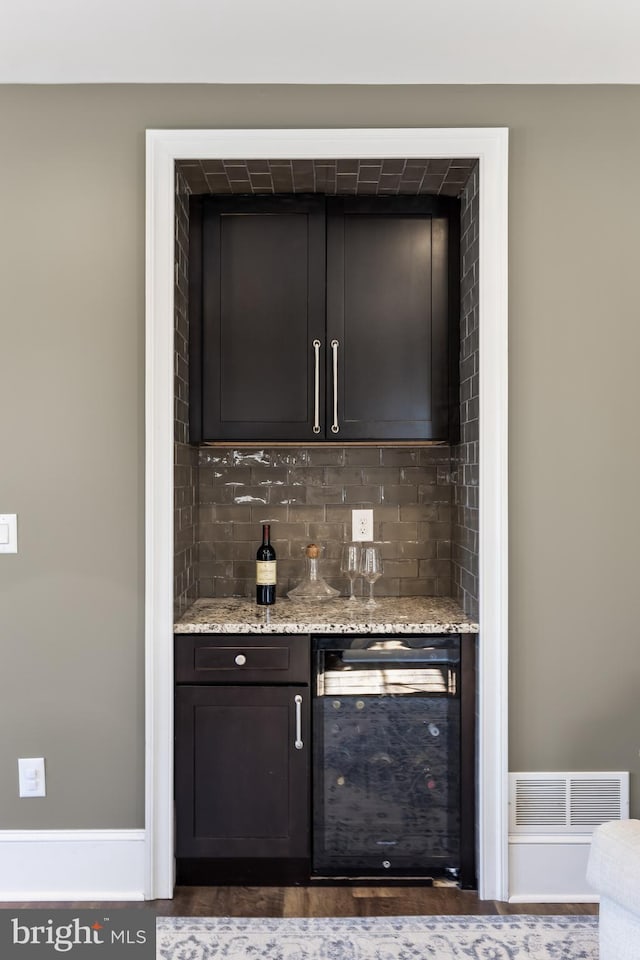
<box><xmin>231</xmin><ymin>486</ymin><xmax>271</xmax><ymax>506</ymax></box>
<box><xmin>249</xmin><ymin>174</ymin><xmax>273</xmax><ymax>190</ymax></box>
<box><xmin>420</xmin><ymin>483</ymin><xmax>452</xmax><ymax>504</ymax></box>
<box><xmin>308</xmin><ymin>522</ymin><xmax>347</xmax><ymax>542</ymax></box>
<box><xmin>418</xmin><ymin>446</ymin><xmax>452</xmax><ymax>465</ymax></box>
<box><xmin>233</xmin><ymin>561</ymin><xmax>258</xmax><ymax>580</ymax></box>
<box><xmin>383</xmin><ymin>560</ymin><xmax>418</xmax><ymax>579</ymax></box>
<box><xmin>418</xmin><ymin>521</ymin><xmax>452</xmax><ymax>540</ymax></box>
<box><xmin>209</xmin><ymin>504</ymin><xmax>251</xmax><ymax>522</ymax></box>
<box><xmin>213</xmin><ymin>579</ymin><xmax>248</xmax><ymax>598</ymax></box>
<box><xmin>380</xmin><ymin>521</ymin><xmax>418</xmax><ymax>541</ymax></box>
<box><xmin>287</xmin><ymin>467</ymin><xmax>326</xmax><ymax>486</ymax></box>
<box><xmin>436</xmin><ymin>465</ymin><xmax>454</xmax><ymax>485</ymax></box>
<box><xmin>287</xmin><ymin>504</ymin><xmax>326</xmax><ymax>522</ymax></box>
<box><xmin>398</xmin><ymin>578</ymin><xmax>437</xmax><ymax>597</ymax></box>
<box><xmin>206</xmin><ymin>540</ymin><xmax>252</xmax><ymax>562</ymax></box>
<box><xmin>250</xmin><ymin>466</ymin><xmax>289</xmax><ymax>485</ymax></box>
<box><xmin>343</xmin><ymin>447</ymin><xmax>381</xmax><ymax>466</ymax></box>
<box><xmin>198</xmin><ymin>449</ymin><xmax>226</xmax><ymax>466</ymax></box>
<box><xmin>324</xmin><ymin>504</ymin><xmax>354</xmax><ymax>525</ymax></box>
<box><xmin>382</xmin><ymin>484</ymin><xmax>418</xmax><ymax>504</ymax></box>
<box><xmin>361</xmin><ymin>466</ymin><xmax>400</xmax><ymax>485</ymax></box>
<box><xmin>200</xmin><ymin>465</ymin><xmax>252</xmax><ymax>485</ymax></box>
<box><xmin>399</xmin><ymin>503</ymin><xmax>439</xmax><ymax>522</ymax></box>
<box><xmin>198</xmin><ymin>560</ymin><xmax>234</xmax><ymax>580</ymax></box>
<box><xmin>231</xmin><ymin>522</ymin><xmax>269</xmax><ymax>542</ymax></box>
<box><xmin>380</xmin><ymin>448</ymin><xmax>419</xmax><ymax>466</ymax></box>
<box><xmin>325</xmin><ymin>465</ymin><xmax>364</xmax><ymax>485</ymax></box>
<box><xmin>205</xmin><ymin>173</ymin><xmax>231</xmax><ymax>192</ymax></box>
<box><xmin>270</xmin><ymin>449</ymin><xmax>309</xmax><ymax>467</ymax></box>
<box><xmin>379</xmin><ymin>174</ymin><xmax>402</xmax><ymax>191</ymax></box>
<box><xmin>377</xmin><ymin>579</ymin><xmax>400</xmax><ymax>597</ymax></box>
<box><xmin>306</xmin><ymin>448</ymin><xmax>345</xmax><ymax>466</ymax></box>
<box><xmin>355</xmin><ymin>182</ymin><xmax>378</xmax><ymax>194</ymax></box>
<box><xmin>246</xmin><ymin>160</ymin><xmax>270</xmax><ymax>173</ymax></box>
<box><xmin>198</xmin><ymin>483</ymin><xmax>232</xmax><ymax>504</ymax></box>
<box><xmin>250</xmin><ymin>504</ymin><xmax>288</xmax><ymax>523</ymax></box>
<box><xmin>399</xmin><ymin>180</ymin><xmax>427</xmax><ymax>195</ymax></box>
<box><xmin>419</xmin><ymin>558</ymin><xmax>452</xmax><ymax>579</ymax></box>
<box><xmin>381</xmin><ymin>540</ymin><xmax>437</xmax><ymax>560</ymax></box>
<box><xmin>269</xmin><ymin>486</ymin><xmax>309</xmax><ymax>506</ymax></box>
<box><xmin>413</xmin><ymin>466</ymin><xmax>437</xmax><ymax>485</ymax></box>
<box><xmin>200</xmin><ymin>159</ymin><xmax>226</xmax><ymax>175</ymax></box>
<box><xmin>435</xmin><ymin>578</ymin><xmax>454</xmax><ymax>597</ymax></box>
<box><xmin>293</xmin><ymin>175</ymin><xmax>315</xmax><ymax>191</ymax></box>
<box><xmin>268</xmin><ymin>522</ymin><xmax>309</xmax><ymax>543</ymax></box>
<box><xmin>319</xmin><ymin>542</ymin><xmax>344</xmax><ymax>562</ymax></box>
<box><xmin>370</xmin><ymin>505</ymin><xmax>400</xmax><ymax>524</ymax></box>
<box><xmin>336</xmin><ymin>174</ymin><xmax>358</xmax><ymax>191</ymax></box>
<box><xmin>381</xmin><ymin>159</ymin><xmax>406</xmax><ymax>174</ymax></box>
<box><xmin>344</xmin><ymin>485</ymin><xmax>382</xmax><ymax>504</ymax></box>
<box><xmin>436</xmin><ymin>540</ymin><xmax>452</xmax><ymax>559</ymax></box>
<box><xmin>307</xmin><ymin>485</ymin><xmax>343</xmax><ymax>504</ymax></box>
<box><xmin>403</xmin><ymin>162</ymin><xmax>429</xmax><ymax>178</ymax></box>
<box><xmin>426</xmin><ymin>159</ymin><xmax>451</xmax><ymax>175</ymax></box>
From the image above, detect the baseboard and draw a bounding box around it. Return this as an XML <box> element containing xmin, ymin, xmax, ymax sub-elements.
<box><xmin>0</xmin><ymin>829</ymin><xmax>146</xmax><ymax>901</ymax></box>
<box><xmin>508</xmin><ymin>834</ymin><xmax>599</xmax><ymax>903</ymax></box>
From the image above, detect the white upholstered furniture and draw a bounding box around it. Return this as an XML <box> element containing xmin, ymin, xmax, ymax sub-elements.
<box><xmin>587</xmin><ymin>819</ymin><xmax>640</xmax><ymax>959</ymax></box>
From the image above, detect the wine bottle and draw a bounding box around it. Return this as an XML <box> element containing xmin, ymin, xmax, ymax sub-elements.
<box><xmin>256</xmin><ymin>523</ymin><xmax>276</xmax><ymax>606</ymax></box>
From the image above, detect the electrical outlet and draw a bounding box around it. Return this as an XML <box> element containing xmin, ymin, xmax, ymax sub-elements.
<box><xmin>352</xmin><ymin>509</ymin><xmax>374</xmax><ymax>542</ymax></box>
<box><xmin>18</xmin><ymin>757</ymin><xmax>46</xmax><ymax>798</ymax></box>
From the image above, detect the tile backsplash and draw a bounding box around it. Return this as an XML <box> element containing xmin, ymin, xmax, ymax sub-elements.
<box><xmin>452</xmin><ymin>162</ymin><xmax>479</xmax><ymax>620</ymax></box>
<box><xmin>174</xmin><ymin>167</ymin><xmax>198</xmax><ymax>619</ymax></box>
<box><xmin>173</xmin><ymin>158</ymin><xmax>480</xmax><ymax>617</ymax></box>
<box><xmin>198</xmin><ymin>446</ymin><xmax>454</xmax><ymax>600</ymax></box>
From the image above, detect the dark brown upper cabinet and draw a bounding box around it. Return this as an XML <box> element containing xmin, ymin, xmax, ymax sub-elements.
<box><xmin>189</xmin><ymin>195</ymin><xmax>460</xmax><ymax>443</ymax></box>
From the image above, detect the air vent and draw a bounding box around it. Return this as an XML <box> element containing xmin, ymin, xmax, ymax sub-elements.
<box><xmin>509</xmin><ymin>772</ymin><xmax>629</xmax><ymax>835</ymax></box>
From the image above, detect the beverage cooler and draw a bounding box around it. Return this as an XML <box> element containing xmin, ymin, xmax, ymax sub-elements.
<box><xmin>311</xmin><ymin>634</ymin><xmax>475</xmax><ymax>886</ymax></box>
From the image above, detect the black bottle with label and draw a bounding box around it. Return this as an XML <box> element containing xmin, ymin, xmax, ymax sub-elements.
<box><xmin>256</xmin><ymin>523</ymin><xmax>276</xmax><ymax>605</ymax></box>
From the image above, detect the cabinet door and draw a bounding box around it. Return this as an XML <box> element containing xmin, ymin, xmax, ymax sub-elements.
<box><xmin>192</xmin><ymin>195</ymin><xmax>326</xmax><ymax>442</ymax></box>
<box><xmin>326</xmin><ymin>197</ymin><xmax>460</xmax><ymax>441</ymax></box>
<box><xmin>175</xmin><ymin>685</ymin><xmax>309</xmax><ymax>859</ymax></box>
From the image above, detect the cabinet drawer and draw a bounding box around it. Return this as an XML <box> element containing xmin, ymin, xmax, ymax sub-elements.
<box><xmin>175</xmin><ymin>634</ymin><xmax>309</xmax><ymax>684</ymax></box>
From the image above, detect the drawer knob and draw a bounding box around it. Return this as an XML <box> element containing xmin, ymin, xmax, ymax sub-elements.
<box><xmin>234</xmin><ymin>653</ymin><xmax>247</xmax><ymax>666</ymax></box>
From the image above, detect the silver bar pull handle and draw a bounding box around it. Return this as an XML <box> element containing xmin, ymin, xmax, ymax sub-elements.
<box><xmin>330</xmin><ymin>339</ymin><xmax>339</xmax><ymax>434</ymax></box>
<box><xmin>294</xmin><ymin>694</ymin><xmax>303</xmax><ymax>750</ymax></box>
<box><xmin>312</xmin><ymin>339</ymin><xmax>321</xmax><ymax>434</ymax></box>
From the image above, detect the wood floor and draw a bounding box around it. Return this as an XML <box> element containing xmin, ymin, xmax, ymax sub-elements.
<box><xmin>4</xmin><ymin>885</ymin><xmax>598</xmax><ymax>917</ymax></box>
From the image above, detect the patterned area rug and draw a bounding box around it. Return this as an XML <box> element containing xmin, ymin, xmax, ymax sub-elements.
<box><xmin>156</xmin><ymin>914</ymin><xmax>599</xmax><ymax>959</ymax></box>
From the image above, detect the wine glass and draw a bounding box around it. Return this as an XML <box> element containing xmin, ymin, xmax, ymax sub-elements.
<box><xmin>340</xmin><ymin>543</ymin><xmax>361</xmax><ymax>601</ymax></box>
<box><xmin>359</xmin><ymin>545</ymin><xmax>382</xmax><ymax>607</ymax></box>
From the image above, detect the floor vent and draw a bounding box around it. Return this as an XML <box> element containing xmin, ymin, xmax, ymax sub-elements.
<box><xmin>509</xmin><ymin>772</ymin><xmax>629</xmax><ymax>835</ymax></box>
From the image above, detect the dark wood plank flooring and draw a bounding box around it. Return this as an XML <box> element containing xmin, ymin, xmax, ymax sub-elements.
<box><xmin>2</xmin><ymin>885</ymin><xmax>598</xmax><ymax>917</ymax></box>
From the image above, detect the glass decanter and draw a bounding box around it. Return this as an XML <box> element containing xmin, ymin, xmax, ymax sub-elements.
<box><xmin>287</xmin><ymin>543</ymin><xmax>340</xmax><ymax>601</ymax></box>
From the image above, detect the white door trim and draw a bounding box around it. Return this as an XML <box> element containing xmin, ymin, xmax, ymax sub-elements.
<box><xmin>145</xmin><ymin>127</ymin><xmax>509</xmax><ymax>901</ymax></box>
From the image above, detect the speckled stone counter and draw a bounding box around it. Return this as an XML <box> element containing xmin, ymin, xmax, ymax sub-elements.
<box><xmin>174</xmin><ymin>596</ymin><xmax>478</xmax><ymax>635</ymax></box>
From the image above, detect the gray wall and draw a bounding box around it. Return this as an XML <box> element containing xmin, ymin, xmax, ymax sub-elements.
<box><xmin>1</xmin><ymin>84</ymin><xmax>639</xmax><ymax>829</ymax></box>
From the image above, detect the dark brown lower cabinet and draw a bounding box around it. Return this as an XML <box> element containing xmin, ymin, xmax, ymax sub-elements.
<box><xmin>175</xmin><ymin>683</ymin><xmax>310</xmax><ymax>882</ymax></box>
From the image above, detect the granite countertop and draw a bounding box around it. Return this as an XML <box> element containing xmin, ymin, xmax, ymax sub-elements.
<box><xmin>174</xmin><ymin>596</ymin><xmax>478</xmax><ymax>635</ymax></box>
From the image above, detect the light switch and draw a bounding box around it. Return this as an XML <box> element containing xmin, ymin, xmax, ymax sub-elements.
<box><xmin>18</xmin><ymin>757</ymin><xmax>46</xmax><ymax>798</ymax></box>
<box><xmin>0</xmin><ymin>514</ymin><xmax>17</xmax><ymax>554</ymax></box>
